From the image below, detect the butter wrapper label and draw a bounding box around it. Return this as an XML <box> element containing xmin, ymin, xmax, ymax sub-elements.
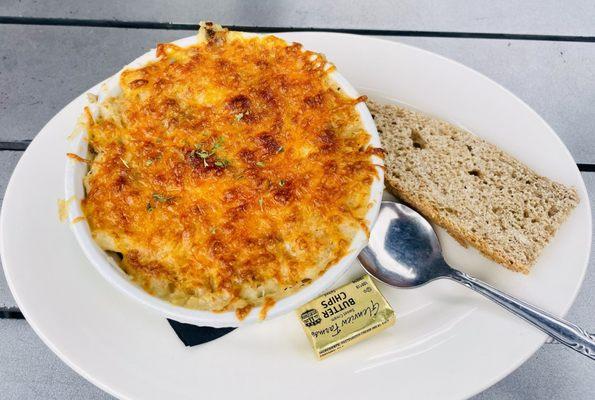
<box><xmin>297</xmin><ymin>274</ymin><xmax>395</xmax><ymax>359</ymax></box>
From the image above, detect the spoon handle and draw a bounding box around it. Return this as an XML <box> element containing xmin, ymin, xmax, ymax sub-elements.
<box><xmin>448</xmin><ymin>269</ymin><xmax>595</xmax><ymax>360</ymax></box>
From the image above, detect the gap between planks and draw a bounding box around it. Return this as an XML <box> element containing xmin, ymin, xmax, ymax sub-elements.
<box><xmin>0</xmin><ymin>308</ymin><xmax>25</xmax><ymax>319</ymax></box>
<box><xmin>1</xmin><ymin>16</ymin><xmax>595</xmax><ymax>42</ymax></box>
<box><xmin>3</xmin><ymin>143</ymin><xmax>594</xmax><ymax>171</ymax></box>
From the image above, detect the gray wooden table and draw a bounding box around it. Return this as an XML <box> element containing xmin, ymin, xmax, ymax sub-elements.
<box><xmin>1</xmin><ymin>1</ymin><xmax>594</xmax><ymax>399</ymax></box>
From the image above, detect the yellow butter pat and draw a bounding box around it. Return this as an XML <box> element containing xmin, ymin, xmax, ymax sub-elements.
<box><xmin>296</xmin><ymin>275</ymin><xmax>395</xmax><ymax>359</ymax></box>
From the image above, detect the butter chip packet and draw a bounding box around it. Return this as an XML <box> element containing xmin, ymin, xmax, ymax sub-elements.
<box><xmin>297</xmin><ymin>275</ymin><xmax>395</xmax><ymax>359</ymax></box>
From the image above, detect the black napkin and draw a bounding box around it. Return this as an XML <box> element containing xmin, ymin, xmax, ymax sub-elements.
<box><xmin>168</xmin><ymin>319</ymin><xmax>235</xmax><ymax>346</ymax></box>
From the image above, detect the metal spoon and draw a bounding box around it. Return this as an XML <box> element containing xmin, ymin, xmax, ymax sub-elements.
<box><xmin>358</xmin><ymin>201</ymin><xmax>595</xmax><ymax>360</ymax></box>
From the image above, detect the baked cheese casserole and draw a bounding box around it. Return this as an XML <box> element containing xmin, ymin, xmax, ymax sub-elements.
<box><xmin>80</xmin><ymin>22</ymin><xmax>380</xmax><ymax>319</ymax></box>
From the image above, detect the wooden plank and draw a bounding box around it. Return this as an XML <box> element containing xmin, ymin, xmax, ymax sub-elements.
<box><xmin>389</xmin><ymin>36</ymin><xmax>595</xmax><ymax>165</ymax></box>
<box><xmin>477</xmin><ymin>343</ymin><xmax>595</xmax><ymax>399</ymax></box>
<box><xmin>0</xmin><ymin>320</ymin><xmax>113</xmax><ymax>400</ymax></box>
<box><xmin>565</xmin><ymin>172</ymin><xmax>595</xmax><ymax>328</ymax></box>
<box><xmin>0</xmin><ymin>151</ymin><xmax>21</xmax><ymax>308</ymax></box>
<box><xmin>0</xmin><ymin>152</ymin><xmax>20</xmax><ymax>206</ymax></box>
<box><xmin>1</xmin><ymin>0</ymin><xmax>595</xmax><ymax>36</ymax></box>
<box><xmin>0</xmin><ymin>25</ymin><xmax>594</xmax><ymax>162</ymax></box>
<box><xmin>0</xmin><ymin>25</ymin><xmax>188</xmax><ymax>147</ymax></box>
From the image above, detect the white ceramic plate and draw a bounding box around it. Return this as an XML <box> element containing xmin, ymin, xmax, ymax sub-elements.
<box><xmin>64</xmin><ymin>33</ymin><xmax>384</xmax><ymax>327</ymax></box>
<box><xmin>1</xmin><ymin>33</ymin><xmax>591</xmax><ymax>400</ymax></box>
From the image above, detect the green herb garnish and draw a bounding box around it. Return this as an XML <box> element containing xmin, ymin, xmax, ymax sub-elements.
<box><xmin>258</xmin><ymin>197</ymin><xmax>264</xmax><ymax>211</ymax></box>
<box><xmin>152</xmin><ymin>193</ymin><xmax>174</xmax><ymax>203</ymax></box>
<box><xmin>256</xmin><ymin>161</ymin><xmax>265</xmax><ymax>168</ymax></box>
<box><xmin>214</xmin><ymin>158</ymin><xmax>230</xmax><ymax>168</ymax></box>
<box><xmin>193</xmin><ymin>137</ymin><xmax>226</xmax><ymax>167</ymax></box>
<box><xmin>146</xmin><ymin>202</ymin><xmax>153</xmax><ymax>212</ymax></box>
<box><xmin>234</xmin><ymin>112</ymin><xmax>244</xmax><ymax>121</ymax></box>
<box><xmin>212</xmin><ymin>137</ymin><xmax>224</xmax><ymax>150</ymax></box>
<box><xmin>190</xmin><ymin>148</ymin><xmax>210</xmax><ymax>167</ymax></box>
<box><xmin>279</xmin><ymin>179</ymin><xmax>286</xmax><ymax>187</ymax></box>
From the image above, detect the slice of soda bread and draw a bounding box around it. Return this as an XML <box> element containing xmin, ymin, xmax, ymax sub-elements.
<box><xmin>368</xmin><ymin>100</ymin><xmax>579</xmax><ymax>273</ymax></box>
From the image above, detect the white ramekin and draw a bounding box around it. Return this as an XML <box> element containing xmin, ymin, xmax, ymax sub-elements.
<box><xmin>65</xmin><ymin>33</ymin><xmax>384</xmax><ymax>327</ymax></box>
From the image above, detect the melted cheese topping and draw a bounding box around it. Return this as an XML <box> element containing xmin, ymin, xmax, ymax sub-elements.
<box><xmin>81</xmin><ymin>24</ymin><xmax>378</xmax><ymax>319</ymax></box>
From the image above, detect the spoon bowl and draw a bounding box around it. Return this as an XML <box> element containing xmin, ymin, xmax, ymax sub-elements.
<box><xmin>358</xmin><ymin>201</ymin><xmax>451</xmax><ymax>288</ymax></box>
